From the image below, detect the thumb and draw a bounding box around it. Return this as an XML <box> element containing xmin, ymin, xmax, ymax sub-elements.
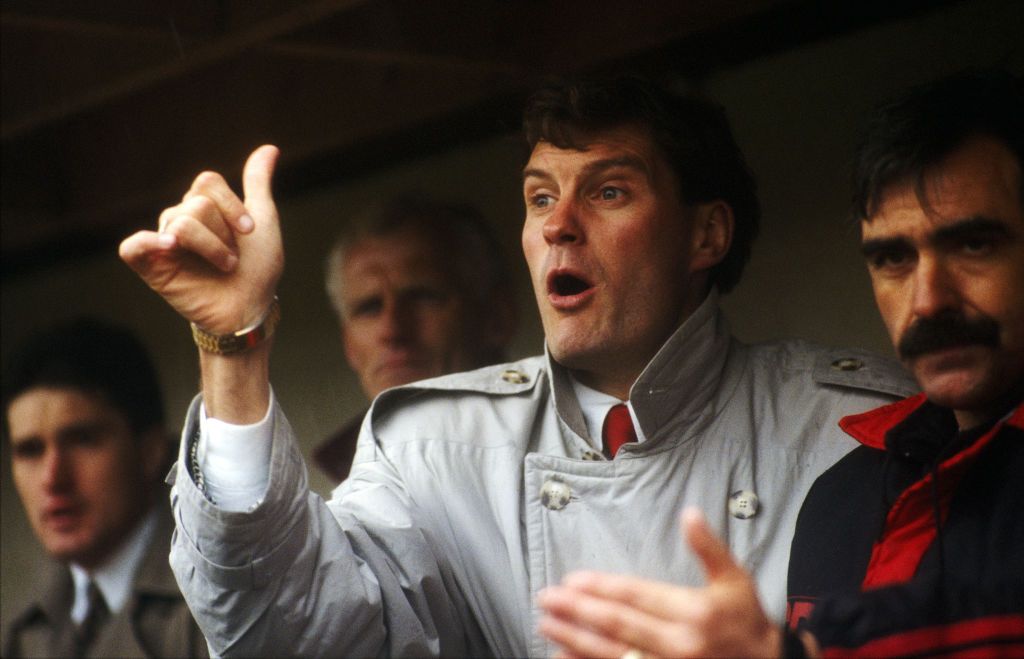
<box><xmin>681</xmin><ymin>507</ymin><xmax>744</xmax><ymax>583</ymax></box>
<box><xmin>242</xmin><ymin>144</ymin><xmax>280</xmax><ymax>217</ymax></box>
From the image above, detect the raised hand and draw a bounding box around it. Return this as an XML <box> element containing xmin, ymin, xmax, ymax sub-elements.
<box><xmin>119</xmin><ymin>145</ymin><xmax>283</xmax><ymax>334</ymax></box>
<box><xmin>537</xmin><ymin>508</ymin><xmax>785</xmax><ymax>658</ymax></box>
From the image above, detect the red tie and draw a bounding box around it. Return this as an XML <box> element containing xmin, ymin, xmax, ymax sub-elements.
<box><xmin>602</xmin><ymin>403</ymin><xmax>637</xmax><ymax>457</ymax></box>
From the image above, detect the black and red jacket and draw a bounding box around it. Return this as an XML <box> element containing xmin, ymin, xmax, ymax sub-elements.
<box><xmin>786</xmin><ymin>393</ymin><xmax>1024</xmax><ymax>657</ymax></box>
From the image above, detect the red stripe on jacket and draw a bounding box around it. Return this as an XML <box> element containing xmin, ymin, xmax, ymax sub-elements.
<box><xmin>837</xmin><ymin>401</ymin><xmax>1024</xmax><ymax>589</ymax></box>
<box><xmin>821</xmin><ymin>613</ymin><xmax>1024</xmax><ymax>657</ymax></box>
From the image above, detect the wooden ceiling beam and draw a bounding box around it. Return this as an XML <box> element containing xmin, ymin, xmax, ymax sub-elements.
<box><xmin>265</xmin><ymin>39</ymin><xmax>523</xmax><ymax>76</ymax></box>
<box><xmin>0</xmin><ymin>0</ymin><xmax>373</xmax><ymax>141</ymax></box>
<box><xmin>0</xmin><ymin>11</ymin><xmax>168</xmax><ymax>41</ymax></box>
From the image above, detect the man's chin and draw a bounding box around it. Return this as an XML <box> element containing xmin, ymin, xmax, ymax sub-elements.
<box><xmin>909</xmin><ymin>356</ymin><xmax>996</xmax><ymax>411</ymax></box>
<box><xmin>547</xmin><ymin>344</ymin><xmax>604</xmax><ymax>373</ymax></box>
<box><xmin>43</xmin><ymin>534</ymin><xmax>95</xmax><ymax>565</ymax></box>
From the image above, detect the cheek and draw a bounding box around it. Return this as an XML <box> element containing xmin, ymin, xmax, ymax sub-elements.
<box><xmin>612</xmin><ymin>223</ymin><xmax>673</xmax><ymax>278</ymax></box>
<box><xmin>871</xmin><ymin>283</ymin><xmax>907</xmax><ymax>335</ymax></box>
<box><xmin>11</xmin><ymin>465</ymin><xmax>39</xmax><ymax>509</ymax></box>
<box><xmin>74</xmin><ymin>453</ymin><xmax>118</xmax><ymax>500</ymax></box>
<box><xmin>991</xmin><ymin>288</ymin><xmax>1024</xmax><ymax>353</ymax></box>
<box><xmin>91</xmin><ymin>450</ymin><xmax>145</xmax><ymax>510</ymax></box>
<box><xmin>343</xmin><ymin>327</ymin><xmax>374</xmax><ymax>366</ymax></box>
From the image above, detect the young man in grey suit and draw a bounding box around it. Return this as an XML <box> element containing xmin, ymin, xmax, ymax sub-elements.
<box><xmin>2</xmin><ymin>319</ymin><xmax>207</xmax><ymax>658</ymax></box>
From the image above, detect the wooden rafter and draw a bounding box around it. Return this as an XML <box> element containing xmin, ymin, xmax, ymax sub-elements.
<box><xmin>1</xmin><ymin>0</ymin><xmax>374</xmax><ymax>141</ymax></box>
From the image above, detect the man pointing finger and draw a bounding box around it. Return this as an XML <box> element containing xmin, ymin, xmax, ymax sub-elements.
<box><xmin>120</xmin><ymin>76</ymin><xmax>911</xmax><ymax>656</ymax></box>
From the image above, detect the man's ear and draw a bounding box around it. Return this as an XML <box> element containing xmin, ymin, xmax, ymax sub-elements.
<box><xmin>688</xmin><ymin>201</ymin><xmax>734</xmax><ymax>274</ymax></box>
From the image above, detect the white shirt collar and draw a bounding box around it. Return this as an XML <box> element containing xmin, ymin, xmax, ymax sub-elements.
<box><xmin>570</xmin><ymin>377</ymin><xmax>646</xmax><ymax>450</ymax></box>
<box><xmin>69</xmin><ymin>507</ymin><xmax>159</xmax><ymax>623</ymax></box>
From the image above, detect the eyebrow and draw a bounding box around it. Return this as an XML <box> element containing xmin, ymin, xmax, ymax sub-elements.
<box><xmin>9</xmin><ymin>420</ymin><xmax>108</xmax><ymax>449</ymax></box>
<box><xmin>860</xmin><ymin>216</ymin><xmax>1015</xmax><ymax>257</ymax></box>
<box><xmin>522</xmin><ymin>155</ymin><xmax>650</xmax><ymax>183</ymax></box>
<box><xmin>860</xmin><ymin>236</ymin><xmax>910</xmax><ymax>259</ymax></box>
<box><xmin>932</xmin><ymin>216</ymin><xmax>1015</xmax><ymax>244</ymax></box>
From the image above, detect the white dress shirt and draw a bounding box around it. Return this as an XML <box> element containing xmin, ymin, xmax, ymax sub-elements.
<box><xmin>570</xmin><ymin>377</ymin><xmax>646</xmax><ymax>448</ymax></box>
<box><xmin>68</xmin><ymin>507</ymin><xmax>159</xmax><ymax>623</ymax></box>
<box><xmin>196</xmin><ymin>394</ymin><xmax>275</xmax><ymax>512</ymax></box>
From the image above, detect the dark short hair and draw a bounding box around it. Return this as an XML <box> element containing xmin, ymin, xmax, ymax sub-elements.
<box><xmin>852</xmin><ymin>69</ymin><xmax>1023</xmax><ymax>221</ymax></box>
<box><xmin>522</xmin><ymin>74</ymin><xmax>760</xmax><ymax>294</ymax></box>
<box><xmin>324</xmin><ymin>194</ymin><xmax>512</xmax><ymax>319</ymax></box>
<box><xmin>2</xmin><ymin>317</ymin><xmax>164</xmax><ymax>437</ymax></box>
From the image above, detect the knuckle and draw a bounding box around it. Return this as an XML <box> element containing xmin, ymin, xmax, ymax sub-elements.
<box><xmin>181</xmin><ymin>194</ymin><xmax>217</xmax><ymax>220</ymax></box>
<box><xmin>599</xmin><ymin>607</ymin><xmax>629</xmax><ymax>636</ymax></box>
<box><xmin>193</xmin><ymin>170</ymin><xmax>223</xmax><ymax>189</ymax></box>
<box><xmin>185</xmin><ymin>194</ymin><xmax>216</xmax><ymax>215</ymax></box>
<box><xmin>158</xmin><ymin>206</ymin><xmax>179</xmax><ymax>229</ymax></box>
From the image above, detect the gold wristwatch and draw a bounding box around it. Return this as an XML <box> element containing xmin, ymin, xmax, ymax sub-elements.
<box><xmin>190</xmin><ymin>297</ymin><xmax>281</xmax><ymax>355</ymax></box>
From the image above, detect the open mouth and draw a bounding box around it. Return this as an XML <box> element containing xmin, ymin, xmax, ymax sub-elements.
<box><xmin>44</xmin><ymin>504</ymin><xmax>83</xmax><ymax>530</ymax></box>
<box><xmin>550</xmin><ymin>272</ymin><xmax>593</xmax><ymax>297</ymax></box>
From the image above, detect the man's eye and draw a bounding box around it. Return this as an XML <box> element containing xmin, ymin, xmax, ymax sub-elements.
<box><xmin>530</xmin><ymin>194</ymin><xmax>553</xmax><ymax>209</ymax></box>
<box><xmin>868</xmin><ymin>250</ymin><xmax>912</xmax><ymax>270</ymax></box>
<box><xmin>410</xmin><ymin>289</ymin><xmax>448</xmax><ymax>306</ymax></box>
<box><xmin>599</xmin><ymin>187</ymin><xmax>623</xmax><ymax>201</ymax></box>
<box><xmin>350</xmin><ymin>299</ymin><xmax>382</xmax><ymax>318</ymax></box>
<box><xmin>960</xmin><ymin>238</ymin><xmax>994</xmax><ymax>256</ymax></box>
<box><xmin>12</xmin><ymin>439</ymin><xmax>44</xmax><ymax>460</ymax></box>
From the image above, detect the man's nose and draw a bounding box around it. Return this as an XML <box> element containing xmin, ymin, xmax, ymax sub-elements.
<box><xmin>541</xmin><ymin>199</ymin><xmax>584</xmax><ymax>246</ymax></box>
<box><xmin>911</xmin><ymin>256</ymin><xmax>961</xmax><ymax>319</ymax></box>
<box><xmin>42</xmin><ymin>446</ymin><xmax>72</xmax><ymax>492</ymax></box>
<box><xmin>379</xmin><ymin>300</ymin><xmax>415</xmax><ymax>343</ymax></box>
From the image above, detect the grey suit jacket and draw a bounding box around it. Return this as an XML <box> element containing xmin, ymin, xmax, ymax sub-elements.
<box><xmin>1</xmin><ymin>503</ymin><xmax>208</xmax><ymax>658</ymax></box>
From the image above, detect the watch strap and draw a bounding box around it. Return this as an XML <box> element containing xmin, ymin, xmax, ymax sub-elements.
<box><xmin>191</xmin><ymin>297</ymin><xmax>280</xmax><ymax>355</ymax></box>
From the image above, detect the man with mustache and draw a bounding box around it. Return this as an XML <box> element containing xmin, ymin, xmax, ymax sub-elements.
<box><xmin>117</xmin><ymin>76</ymin><xmax>912</xmax><ymax>656</ymax></box>
<box><xmin>538</xmin><ymin>70</ymin><xmax>1023</xmax><ymax>658</ymax></box>
<box><xmin>315</xmin><ymin>196</ymin><xmax>516</xmax><ymax>483</ymax></box>
<box><xmin>784</xmin><ymin>68</ymin><xmax>1024</xmax><ymax>656</ymax></box>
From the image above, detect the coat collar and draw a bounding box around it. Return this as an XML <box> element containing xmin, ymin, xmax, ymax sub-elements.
<box><xmin>15</xmin><ymin>558</ymin><xmax>74</xmax><ymax>630</ymax></box>
<box><xmin>840</xmin><ymin>392</ymin><xmax>1024</xmax><ymax>452</ymax></box>
<box><xmin>546</xmin><ymin>290</ymin><xmax>731</xmax><ymax>445</ymax></box>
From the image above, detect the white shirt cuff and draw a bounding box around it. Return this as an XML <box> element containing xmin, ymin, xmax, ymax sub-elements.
<box><xmin>197</xmin><ymin>392</ymin><xmax>274</xmax><ymax>512</ymax></box>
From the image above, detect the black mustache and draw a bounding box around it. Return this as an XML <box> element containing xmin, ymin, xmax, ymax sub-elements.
<box><xmin>898</xmin><ymin>311</ymin><xmax>1000</xmax><ymax>360</ymax></box>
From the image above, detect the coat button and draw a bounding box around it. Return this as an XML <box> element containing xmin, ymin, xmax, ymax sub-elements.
<box><xmin>728</xmin><ymin>490</ymin><xmax>759</xmax><ymax>519</ymax></box>
<box><xmin>501</xmin><ymin>369</ymin><xmax>530</xmax><ymax>384</ymax></box>
<box><xmin>830</xmin><ymin>357</ymin><xmax>864</xmax><ymax>372</ymax></box>
<box><xmin>581</xmin><ymin>450</ymin><xmax>603</xmax><ymax>461</ymax></box>
<box><xmin>540</xmin><ymin>479</ymin><xmax>572</xmax><ymax>510</ymax></box>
